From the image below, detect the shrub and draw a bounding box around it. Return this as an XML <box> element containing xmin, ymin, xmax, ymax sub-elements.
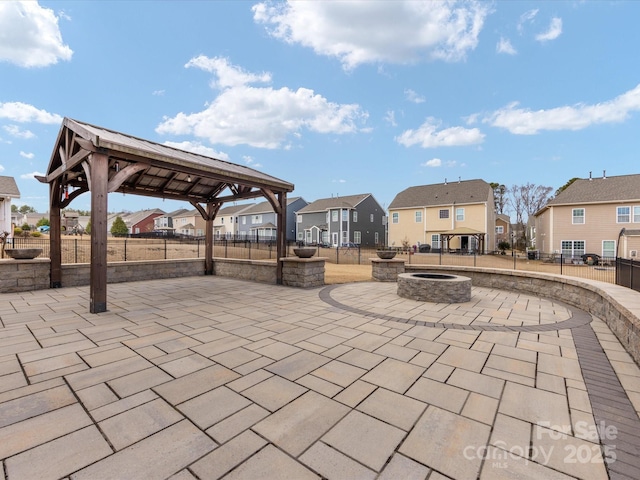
<box><xmin>13</xmin><ymin>227</ymin><xmax>22</xmax><ymax>236</ymax></box>
<box><xmin>31</xmin><ymin>231</ymin><xmax>42</xmax><ymax>237</ymax></box>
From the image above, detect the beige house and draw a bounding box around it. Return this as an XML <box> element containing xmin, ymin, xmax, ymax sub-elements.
<box><xmin>173</xmin><ymin>209</ymin><xmax>205</xmax><ymax>237</ymax></box>
<box><xmin>534</xmin><ymin>173</ymin><xmax>640</xmax><ymax>259</ymax></box>
<box><xmin>388</xmin><ymin>179</ymin><xmax>496</xmax><ymax>253</ymax></box>
<box><xmin>213</xmin><ymin>203</ymin><xmax>254</xmax><ymax>239</ymax></box>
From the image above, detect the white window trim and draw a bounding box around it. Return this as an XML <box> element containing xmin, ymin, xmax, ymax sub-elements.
<box><xmin>572</xmin><ymin>208</ymin><xmax>585</xmax><ymax>224</ymax></box>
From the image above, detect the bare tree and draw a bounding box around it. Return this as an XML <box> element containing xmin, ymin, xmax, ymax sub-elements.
<box><xmin>508</xmin><ymin>183</ymin><xmax>553</xmax><ymax>248</ymax></box>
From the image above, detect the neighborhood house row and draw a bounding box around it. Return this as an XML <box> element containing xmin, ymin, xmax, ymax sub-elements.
<box><xmin>3</xmin><ymin>174</ymin><xmax>640</xmax><ymax>259</ymax></box>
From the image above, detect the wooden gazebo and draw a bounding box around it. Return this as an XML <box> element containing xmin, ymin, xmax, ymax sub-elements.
<box><xmin>38</xmin><ymin>118</ymin><xmax>294</xmax><ymax>313</ymax></box>
<box><xmin>439</xmin><ymin>227</ymin><xmax>486</xmax><ymax>254</ymax></box>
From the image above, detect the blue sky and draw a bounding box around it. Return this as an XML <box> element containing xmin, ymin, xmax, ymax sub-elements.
<box><xmin>1</xmin><ymin>1</ymin><xmax>639</xmax><ymax>217</ymax></box>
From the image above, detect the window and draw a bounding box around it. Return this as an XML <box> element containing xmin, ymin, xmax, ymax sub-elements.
<box><xmin>634</xmin><ymin>206</ymin><xmax>640</xmax><ymax>223</ymax></box>
<box><xmin>342</xmin><ymin>210</ymin><xmax>348</xmax><ymax>221</ymax></box>
<box><xmin>242</xmin><ymin>217</ymin><xmax>246</xmax><ymax>225</ymax></box>
<box><xmin>342</xmin><ymin>231</ymin><xmax>348</xmax><ymax>244</ymax></box>
<box><xmin>617</xmin><ymin>206</ymin><xmax>630</xmax><ymax>223</ymax></box>
<box><xmin>602</xmin><ymin>240</ymin><xmax>615</xmax><ymax>258</ymax></box>
<box><xmin>392</xmin><ymin>212</ymin><xmax>399</xmax><ymax>224</ymax></box>
<box><xmin>495</xmin><ymin>226</ymin><xmax>504</xmax><ymax>234</ymax></box>
<box><xmin>221</xmin><ymin>218</ymin><xmax>224</xmax><ymax>224</ymax></box>
<box><xmin>370</xmin><ymin>214</ymin><xmax>374</xmax><ymax>222</ymax></box>
<box><xmin>572</xmin><ymin>208</ymin><xmax>585</xmax><ymax>224</ymax></box>
<box><xmin>353</xmin><ymin>211</ymin><xmax>358</xmax><ymax>222</ymax></box>
<box><xmin>253</xmin><ymin>215</ymin><xmax>262</xmax><ymax>224</ymax></box>
<box><xmin>298</xmin><ymin>232</ymin><xmax>303</xmax><ymax>240</ymax></box>
<box><xmin>326</xmin><ymin>212</ymin><xmax>330</xmax><ymax>223</ymax></box>
<box><xmin>439</xmin><ymin>209</ymin><xmax>449</xmax><ymax>219</ymax></box>
<box><xmin>561</xmin><ymin>240</ymin><xmax>585</xmax><ymax>258</ymax></box>
<box><xmin>431</xmin><ymin>234</ymin><xmax>441</xmax><ymax>249</ymax></box>
<box><xmin>332</xmin><ymin>211</ymin><xmax>339</xmax><ymax>222</ymax></box>
<box><xmin>456</xmin><ymin>208</ymin><xmax>464</xmax><ymax>221</ymax></box>
<box><xmin>297</xmin><ymin>215</ymin><xmax>302</xmax><ymax>223</ymax></box>
<box><xmin>415</xmin><ymin>211</ymin><xmax>422</xmax><ymax>223</ymax></box>
<box><xmin>354</xmin><ymin>231</ymin><xmax>361</xmax><ymax>244</ymax></box>
<box><xmin>374</xmin><ymin>232</ymin><xmax>379</xmax><ymax>244</ymax></box>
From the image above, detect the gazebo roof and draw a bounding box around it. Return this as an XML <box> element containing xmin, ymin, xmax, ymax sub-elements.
<box><xmin>39</xmin><ymin>118</ymin><xmax>294</xmax><ymax>206</ymax></box>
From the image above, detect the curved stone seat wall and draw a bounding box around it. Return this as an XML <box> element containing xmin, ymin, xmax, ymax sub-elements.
<box><xmin>406</xmin><ymin>264</ymin><xmax>640</xmax><ymax>366</ymax></box>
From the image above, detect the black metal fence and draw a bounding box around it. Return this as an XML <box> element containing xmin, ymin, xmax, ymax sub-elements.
<box><xmin>3</xmin><ymin>237</ymin><xmax>633</xmax><ymax>287</ymax></box>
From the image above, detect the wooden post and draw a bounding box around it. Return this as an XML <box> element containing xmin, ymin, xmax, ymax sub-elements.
<box><xmin>49</xmin><ymin>181</ymin><xmax>62</xmax><ymax>288</ymax></box>
<box><xmin>276</xmin><ymin>192</ymin><xmax>287</xmax><ymax>285</ymax></box>
<box><xmin>89</xmin><ymin>152</ymin><xmax>109</xmax><ymax>313</ymax></box>
<box><xmin>205</xmin><ymin>203</ymin><xmax>214</xmax><ymax>275</ymax></box>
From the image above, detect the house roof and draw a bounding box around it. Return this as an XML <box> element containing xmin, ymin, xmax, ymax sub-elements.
<box><xmin>218</xmin><ymin>203</ymin><xmax>255</xmax><ymax>216</ymax></box>
<box><xmin>297</xmin><ymin>194</ymin><xmax>371</xmax><ymax>214</ymax></box>
<box><xmin>240</xmin><ymin>196</ymin><xmax>303</xmax><ymax>215</ymax></box>
<box><xmin>157</xmin><ymin>208</ymin><xmax>190</xmax><ymax>219</ymax></box>
<box><xmin>124</xmin><ymin>208</ymin><xmax>165</xmax><ymax>226</ymax></box>
<box><xmin>545</xmin><ymin>174</ymin><xmax>640</xmax><ymax>207</ymax></box>
<box><xmin>0</xmin><ymin>176</ymin><xmax>20</xmax><ymax>198</ymax></box>
<box><xmin>389</xmin><ymin>179</ymin><xmax>492</xmax><ymax>209</ymax></box>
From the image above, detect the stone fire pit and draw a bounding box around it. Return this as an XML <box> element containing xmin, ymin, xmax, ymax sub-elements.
<box><xmin>397</xmin><ymin>272</ymin><xmax>471</xmax><ymax>303</ymax></box>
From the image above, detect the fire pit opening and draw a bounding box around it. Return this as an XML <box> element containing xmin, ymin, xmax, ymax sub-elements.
<box><xmin>397</xmin><ymin>272</ymin><xmax>471</xmax><ymax>303</ymax></box>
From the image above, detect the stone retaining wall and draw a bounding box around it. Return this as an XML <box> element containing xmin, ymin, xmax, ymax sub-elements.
<box><xmin>371</xmin><ymin>258</ymin><xmax>405</xmax><ymax>282</ymax></box>
<box><xmin>406</xmin><ymin>265</ymin><xmax>640</xmax><ymax>365</ymax></box>
<box><xmin>0</xmin><ymin>258</ymin><xmax>50</xmax><ymax>293</ymax></box>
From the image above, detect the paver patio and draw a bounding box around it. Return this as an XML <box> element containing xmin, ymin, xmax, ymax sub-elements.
<box><xmin>1</xmin><ymin>276</ymin><xmax>640</xmax><ymax>479</ymax></box>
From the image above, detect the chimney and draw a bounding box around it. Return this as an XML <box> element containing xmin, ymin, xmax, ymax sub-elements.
<box><xmin>589</xmin><ymin>171</ymin><xmax>592</xmax><ymax>181</ymax></box>
<box><xmin>458</xmin><ymin>177</ymin><xmax>461</xmax><ymax>183</ymax></box>
<box><xmin>603</xmin><ymin>170</ymin><xmax>606</xmax><ymax>179</ymax></box>
<box><xmin>444</xmin><ymin>178</ymin><xmax>447</xmax><ymax>185</ymax></box>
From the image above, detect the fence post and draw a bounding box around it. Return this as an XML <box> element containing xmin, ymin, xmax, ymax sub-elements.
<box><xmin>124</xmin><ymin>239</ymin><xmax>127</xmax><ymax>262</ymax></box>
<box><xmin>336</xmin><ymin>246</ymin><xmax>340</xmax><ymax>264</ymax></box>
<box><xmin>75</xmin><ymin>238</ymin><xmax>78</xmax><ymax>264</ymax></box>
<box><xmin>560</xmin><ymin>254</ymin><xmax>563</xmax><ymax>275</ymax></box>
<box><xmin>197</xmin><ymin>239</ymin><xmax>200</xmax><ymax>258</ymax></box>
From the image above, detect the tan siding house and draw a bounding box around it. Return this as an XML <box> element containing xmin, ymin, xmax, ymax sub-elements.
<box><xmin>388</xmin><ymin>179</ymin><xmax>496</xmax><ymax>253</ymax></box>
<box><xmin>534</xmin><ymin>173</ymin><xmax>640</xmax><ymax>259</ymax></box>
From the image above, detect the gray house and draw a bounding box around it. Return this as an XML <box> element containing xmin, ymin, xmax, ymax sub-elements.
<box><xmin>296</xmin><ymin>193</ymin><xmax>386</xmax><ymax>247</ymax></box>
<box><xmin>237</xmin><ymin>196</ymin><xmax>308</xmax><ymax>242</ymax></box>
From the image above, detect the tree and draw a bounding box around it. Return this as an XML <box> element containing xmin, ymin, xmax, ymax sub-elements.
<box><xmin>18</xmin><ymin>205</ymin><xmax>36</xmax><ymax>214</ymax></box>
<box><xmin>490</xmin><ymin>183</ymin><xmax>507</xmax><ymax>215</ymax></box>
<box><xmin>506</xmin><ymin>183</ymin><xmax>553</xmax><ymax>249</ymax></box>
<box><xmin>110</xmin><ymin>216</ymin><xmax>128</xmax><ymax>237</ymax></box>
<box><xmin>36</xmin><ymin>218</ymin><xmax>50</xmax><ymax>228</ymax></box>
<box><xmin>85</xmin><ymin>221</ymin><xmax>91</xmax><ymax>234</ymax></box>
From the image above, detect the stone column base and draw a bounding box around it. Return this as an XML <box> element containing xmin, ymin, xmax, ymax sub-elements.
<box><xmin>281</xmin><ymin>257</ymin><xmax>325</xmax><ymax>287</ymax></box>
<box><xmin>371</xmin><ymin>258</ymin><xmax>406</xmax><ymax>282</ymax></box>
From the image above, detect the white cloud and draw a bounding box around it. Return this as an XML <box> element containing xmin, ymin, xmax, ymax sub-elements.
<box><xmin>536</xmin><ymin>17</ymin><xmax>562</xmax><ymax>42</ymax></box>
<box><xmin>3</xmin><ymin>125</ymin><xmax>35</xmax><ymax>139</ymax></box>
<box><xmin>0</xmin><ymin>164</ymin><xmax>4</xmax><ymax>172</ymax></box>
<box><xmin>396</xmin><ymin>118</ymin><xmax>485</xmax><ymax>148</ymax></box>
<box><xmin>152</xmin><ymin>90</ymin><xmax>165</xmax><ymax>96</ymax></box>
<box><xmin>20</xmin><ymin>171</ymin><xmax>45</xmax><ymax>180</ymax></box>
<box><xmin>252</xmin><ymin>1</ymin><xmax>491</xmax><ymax>69</ymax></box>
<box><xmin>243</xmin><ymin>155</ymin><xmax>262</xmax><ymax>169</ymax></box>
<box><xmin>163</xmin><ymin>141</ymin><xmax>230</xmax><ymax>161</ymax></box>
<box><xmin>384</xmin><ymin>110</ymin><xmax>397</xmax><ymax>127</ymax></box>
<box><xmin>332</xmin><ymin>179</ymin><xmax>347</xmax><ymax>183</ymax></box>
<box><xmin>405</xmin><ymin>89</ymin><xmax>426</xmax><ymax>104</ymax></box>
<box><xmin>0</xmin><ymin>1</ymin><xmax>72</xmax><ymax>67</ymax></box>
<box><xmin>423</xmin><ymin>158</ymin><xmax>442</xmax><ymax>167</ymax></box>
<box><xmin>496</xmin><ymin>37</ymin><xmax>517</xmax><ymax>55</ymax></box>
<box><xmin>0</xmin><ymin>102</ymin><xmax>62</xmax><ymax>124</ymax></box>
<box><xmin>157</xmin><ymin>56</ymin><xmax>367</xmax><ymax>149</ymax></box>
<box><xmin>20</xmin><ymin>151</ymin><xmax>34</xmax><ymax>159</ymax></box>
<box><xmin>485</xmin><ymin>83</ymin><xmax>640</xmax><ymax>134</ymax></box>
<box><xmin>517</xmin><ymin>9</ymin><xmax>538</xmax><ymax>33</ymax></box>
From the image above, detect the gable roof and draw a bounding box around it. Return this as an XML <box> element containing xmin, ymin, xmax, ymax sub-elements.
<box><xmin>239</xmin><ymin>196</ymin><xmax>304</xmax><ymax>215</ymax></box>
<box><xmin>0</xmin><ymin>176</ymin><xmax>20</xmax><ymax>198</ymax></box>
<box><xmin>123</xmin><ymin>208</ymin><xmax>165</xmax><ymax>226</ymax></box>
<box><xmin>546</xmin><ymin>174</ymin><xmax>640</xmax><ymax>206</ymax></box>
<box><xmin>389</xmin><ymin>179</ymin><xmax>492</xmax><ymax>209</ymax></box>
<box><xmin>297</xmin><ymin>194</ymin><xmax>371</xmax><ymax>214</ymax></box>
<box><xmin>218</xmin><ymin>203</ymin><xmax>255</xmax><ymax>216</ymax></box>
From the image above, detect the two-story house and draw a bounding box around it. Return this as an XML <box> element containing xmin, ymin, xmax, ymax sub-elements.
<box><xmin>125</xmin><ymin>209</ymin><xmax>165</xmax><ymax>235</ymax></box>
<box><xmin>0</xmin><ymin>176</ymin><xmax>20</xmax><ymax>240</ymax></box>
<box><xmin>495</xmin><ymin>213</ymin><xmax>511</xmax><ymax>248</ymax></box>
<box><xmin>237</xmin><ymin>197</ymin><xmax>308</xmax><ymax>242</ymax></box>
<box><xmin>534</xmin><ymin>173</ymin><xmax>640</xmax><ymax>260</ymax></box>
<box><xmin>295</xmin><ymin>193</ymin><xmax>386</xmax><ymax>247</ymax></box>
<box><xmin>172</xmin><ymin>209</ymin><xmax>205</xmax><ymax>237</ymax></box>
<box><xmin>388</xmin><ymin>179</ymin><xmax>496</xmax><ymax>253</ymax></box>
<box><xmin>213</xmin><ymin>203</ymin><xmax>255</xmax><ymax>240</ymax></box>
<box><xmin>153</xmin><ymin>208</ymin><xmax>189</xmax><ymax>234</ymax></box>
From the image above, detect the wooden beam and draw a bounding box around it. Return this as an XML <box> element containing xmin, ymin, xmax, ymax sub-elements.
<box><xmin>45</xmin><ymin>147</ymin><xmax>92</xmax><ymax>182</ymax></box>
<box><xmin>107</xmin><ymin>163</ymin><xmax>150</xmax><ymax>193</ymax></box>
<box><xmin>89</xmin><ymin>152</ymin><xmax>109</xmax><ymax>313</ymax></box>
